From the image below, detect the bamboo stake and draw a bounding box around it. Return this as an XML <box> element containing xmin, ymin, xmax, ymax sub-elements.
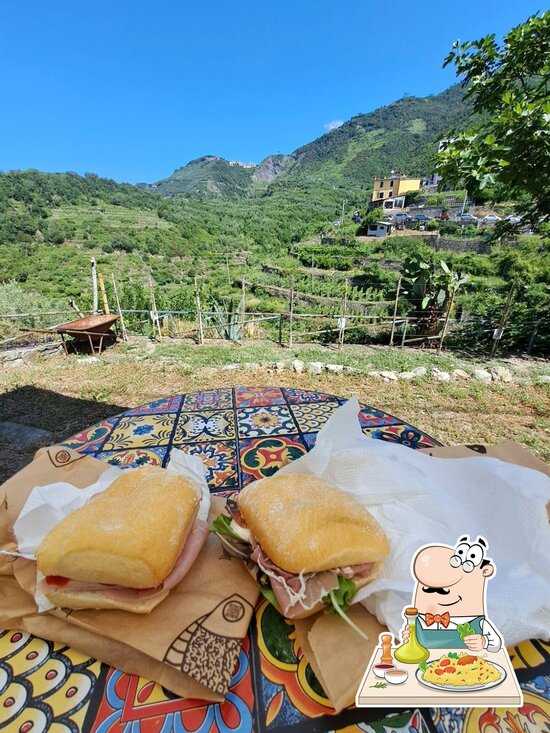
<box><xmin>195</xmin><ymin>277</ymin><xmax>204</xmax><ymax>345</ymax></box>
<box><xmin>437</xmin><ymin>291</ymin><xmax>455</xmax><ymax>355</ymax></box>
<box><xmin>149</xmin><ymin>276</ymin><xmax>162</xmax><ymax>342</ymax></box>
<box><xmin>338</xmin><ymin>279</ymin><xmax>348</xmax><ymax>348</ymax></box>
<box><xmin>240</xmin><ymin>278</ymin><xmax>246</xmax><ymax>342</ymax></box>
<box><xmin>389</xmin><ymin>275</ymin><xmax>402</xmax><ymax>347</ymax></box>
<box><xmin>90</xmin><ymin>258</ymin><xmax>98</xmax><ymax>314</ymax></box>
<box><xmin>97</xmin><ymin>273</ymin><xmax>110</xmax><ymax>314</ymax></box>
<box><xmin>288</xmin><ymin>278</ymin><xmax>295</xmax><ymax>348</ymax></box>
<box><xmin>111</xmin><ymin>274</ymin><xmax>128</xmax><ymax>341</ymax></box>
<box><xmin>490</xmin><ymin>284</ymin><xmax>516</xmax><ymax>358</ymax></box>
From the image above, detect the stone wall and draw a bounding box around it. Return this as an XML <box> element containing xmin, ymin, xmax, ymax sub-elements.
<box><xmin>0</xmin><ymin>342</ymin><xmax>63</xmax><ymax>368</ymax></box>
<box><xmin>434</xmin><ymin>238</ymin><xmax>492</xmax><ymax>254</ymax></box>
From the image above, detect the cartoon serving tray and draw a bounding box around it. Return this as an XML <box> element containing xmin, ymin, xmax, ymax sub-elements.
<box><xmin>355</xmin><ymin>536</ymin><xmax>523</xmax><ymax>708</ymax></box>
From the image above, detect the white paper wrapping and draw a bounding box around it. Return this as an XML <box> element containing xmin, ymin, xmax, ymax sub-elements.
<box><xmin>278</xmin><ymin>397</ymin><xmax>550</xmax><ymax>646</ymax></box>
<box><xmin>10</xmin><ymin>449</ymin><xmax>211</xmax><ymax>612</ymax></box>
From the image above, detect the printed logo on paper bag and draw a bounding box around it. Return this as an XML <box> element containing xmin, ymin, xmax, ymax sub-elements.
<box><xmin>163</xmin><ymin>594</ymin><xmax>253</xmax><ymax>695</ymax></box>
<box><xmin>355</xmin><ymin>535</ymin><xmax>524</xmax><ymax>708</ymax></box>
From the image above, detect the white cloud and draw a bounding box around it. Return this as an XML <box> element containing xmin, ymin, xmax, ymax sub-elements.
<box><xmin>324</xmin><ymin>119</ymin><xmax>344</xmax><ymax>132</ymax></box>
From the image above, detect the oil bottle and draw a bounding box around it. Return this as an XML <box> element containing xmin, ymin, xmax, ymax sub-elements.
<box><xmin>394</xmin><ymin>607</ymin><xmax>430</xmax><ymax>664</ymax></box>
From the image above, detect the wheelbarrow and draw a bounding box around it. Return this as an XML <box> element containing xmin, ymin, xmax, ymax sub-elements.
<box><xmin>21</xmin><ymin>314</ymin><xmax>120</xmax><ymax>355</ymax></box>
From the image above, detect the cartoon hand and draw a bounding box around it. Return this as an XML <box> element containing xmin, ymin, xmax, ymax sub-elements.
<box><xmin>401</xmin><ymin>623</ymin><xmax>410</xmax><ymax>644</ymax></box>
<box><xmin>463</xmin><ymin>634</ymin><xmax>487</xmax><ymax>651</ymax></box>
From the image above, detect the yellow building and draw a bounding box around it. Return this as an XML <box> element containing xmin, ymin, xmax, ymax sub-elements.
<box><xmin>371</xmin><ymin>174</ymin><xmax>422</xmax><ymax>203</ymax></box>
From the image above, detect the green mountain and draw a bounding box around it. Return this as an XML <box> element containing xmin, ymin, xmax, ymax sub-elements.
<box><xmin>145</xmin><ymin>84</ymin><xmax>470</xmax><ymax>198</ymax></box>
<box><xmin>139</xmin><ymin>155</ymin><xmax>256</xmax><ymax>199</ymax></box>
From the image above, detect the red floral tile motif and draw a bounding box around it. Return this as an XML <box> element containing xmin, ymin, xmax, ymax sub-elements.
<box><xmin>239</xmin><ymin>436</ymin><xmax>307</xmax><ymax>484</ymax></box>
<box><xmin>235</xmin><ymin>387</ymin><xmax>285</xmax><ymax>407</ymax></box>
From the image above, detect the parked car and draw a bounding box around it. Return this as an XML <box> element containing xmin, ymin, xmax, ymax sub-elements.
<box><xmin>481</xmin><ymin>214</ymin><xmax>502</xmax><ymax>224</ymax></box>
<box><xmin>394</xmin><ymin>213</ymin><xmax>412</xmax><ymax>223</ymax></box>
<box><xmin>437</xmin><ymin>211</ymin><xmax>450</xmax><ymax>221</ymax></box>
<box><xmin>351</xmin><ymin>213</ymin><xmax>363</xmax><ymax>224</ymax></box>
<box><xmin>414</xmin><ymin>213</ymin><xmax>432</xmax><ymax>222</ymax></box>
<box><xmin>458</xmin><ymin>213</ymin><xmax>478</xmax><ymax>224</ymax></box>
<box><xmin>505</xmin><ymin>214</ymin><xmax>522</xmax><ymax>224</ymax></box>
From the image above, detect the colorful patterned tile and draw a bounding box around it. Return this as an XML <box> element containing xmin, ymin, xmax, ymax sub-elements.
<box><xmin>283</xmin><ymin>388</ymin><xmax>339</xmax><ymax>404</ymax></box>
<box><xmin>183</xmin><ymin>388</ymin><xmax>233</xmax><ymax>411</ymax></box>
<box><xmin>0</xmin><ymin>630</ymin><xmax>103</xmax><ymax>732</ymax></box>
<box><xmin>94</xmin><ymin>446</ymin><xmax>167</xmax><ymax>469</ymax></box>
<box><xmin>174</xmin><ymin>410</ymin><xmax>235</xmax><ymax>443</ymax></box>
<box><xmin>61</xmin><ymin>415</ymin><xmax>120</xmax><ymax>453</ymax></box>
<box><xmin>433</xmin><ymin>685</ymin><xmax>550</xmax><ymax>733</ymax></box>
<box><xmin>237</xmin><ymin>405</ymin><xmax>298</xmax><ymax>438</ymax></box>
<box><xmin>102</xmin><ymin>414</ymin><xmax>176</xmax><ymax>450</ymax></box>
<box><xmin>123</xmin><ymin>395</ymin><xmax>183</xmax><ymax>415</ymax></box>
<box><xmin>88</xmin><ymin>638</ymin><xmax>254</xmax><ymax>732</ymax></box>
<box><xmin>367</xmin><ymin>424</ymin><xmax>438</xmax><ymax>449</ymax></box>
<box><xmin>301</xmin><ymin>432</ymin><xmax>318</xmax><ymax>450</ymax></box>
<box><xmin>239</xmin><ymin>435</ymin><xmax>307</xmax><ymax>484</ymax></box>
<box><xmin>169</xmin><ymin>440</ymin><xmax>238</xmax><ymax>489</ymax></box>
<box><xmin>235</xmin><ymin>387</ymin><xmax>285</xmax><ymax>407</ymax></box>
<box><xmin>10</xmin><ymin>389</ymin><xmax>455</xmax><ymax>733</ymax></box>
<box><xmin>359</xmin><ymin>405</ymin><xmax>400</xmax><ymax>428</ymax></box>
<box><xmin>289</xmin><ymin>401</ymin><xmax>341</xmax><ymax>432</ymax></box>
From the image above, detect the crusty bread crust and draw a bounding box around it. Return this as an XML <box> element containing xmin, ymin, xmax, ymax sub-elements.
<box><xmin>44</xmin><ymin>586</ymin><xmax>170</xmax><ymax>613</ymax></box>
<box><xmin>37</xmin><ymin>466</ymin><xmax>199</xmax><ymax>588</ymax></box>
<box><xmin>237</xmin><ymin>474</ymin><xmax>389</xmax><ymax>573</ymax></box>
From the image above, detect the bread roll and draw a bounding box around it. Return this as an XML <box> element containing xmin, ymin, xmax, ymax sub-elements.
<box><xmin>37</xmin><ymin>466</ymin><xmax>199</xmax><ymax>588</ymax></box>
<box><xmin>41</xmin><ymin>586</ymin><xmax>170</xmax><ymax>614</ymax></box>
<box><xmin>237</xmin><ymin>473</ymin><xmax>388</xmax><ymax>573</ymax></box>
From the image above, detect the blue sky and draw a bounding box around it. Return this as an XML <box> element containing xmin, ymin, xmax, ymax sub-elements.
<box><xmin>0</xmin><ymin>1</ymin><xmax>543</xmax><ymax>183</ymax></box>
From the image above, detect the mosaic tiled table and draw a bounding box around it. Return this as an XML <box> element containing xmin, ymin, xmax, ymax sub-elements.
<box><xmin>2</xmin><ymin>387</ymin><xmax>549</xmax><ymax>733</ymax></box>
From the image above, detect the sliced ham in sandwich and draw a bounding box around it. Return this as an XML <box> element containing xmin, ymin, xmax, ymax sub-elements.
<box><xmin>36</xmin><ymin>465</ymin><xmax>208</xmax><ymax>613</ymax></box>
<box><xmin>211</xmin><ymin>474</ymin><xmax>389</xmax><ymax>620</ymax></box>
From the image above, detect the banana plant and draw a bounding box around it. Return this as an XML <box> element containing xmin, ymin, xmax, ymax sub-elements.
<box><xmin>401</xmin><ymin>257</ymin><xmax>468</xmax><ymax>337</ymax></box>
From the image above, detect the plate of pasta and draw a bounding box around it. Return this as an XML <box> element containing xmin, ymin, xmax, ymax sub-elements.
<box><xmin>416</xmin><ymin>652</ymin><xmax>507</xmax><ymax>692</ymax></box>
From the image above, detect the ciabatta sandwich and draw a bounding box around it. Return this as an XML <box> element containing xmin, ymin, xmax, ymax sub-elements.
<box><xmin>36</xmin><ymin>465</ymin><xmax>208</xmax><ymax>613</ymax></box>
<box><xmin>210</xmin><ymin>473</ymin><xmax>388</xmax><ymax>620</ymax></box>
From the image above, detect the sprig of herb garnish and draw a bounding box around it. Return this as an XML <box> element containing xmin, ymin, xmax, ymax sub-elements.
<box><xmin>419</xmin><ymin>661</ymin><xmax>428</xmax><ymax>671</ymax></box>
<box><xmin>370</xmin><ymin>681</ymin><xmax>388</xmax><ymax>688</ymax></box>
<box><xmin>323</xmin><ymin>577</ymin><xmax>369</xmax><ymax>642</ymax></box>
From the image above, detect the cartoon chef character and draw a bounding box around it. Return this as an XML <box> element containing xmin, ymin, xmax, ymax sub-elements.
<box><xmin>401</xmin><ymin>535</ymin><xmax>503</xmax><ymax>652</ymax></box>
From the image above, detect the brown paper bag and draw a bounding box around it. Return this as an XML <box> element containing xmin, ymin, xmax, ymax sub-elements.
<box><xmin>294</xmin><ymin>606</ymin><xmax>386</xmax><ymax>713</ymax></box>
<box><xmin>0</xmin><ymin>446</ymin><xmax>259</xmax><ymax>702</ymax></box>
<box><xmin>294</xmin><ymin>441</ymin><xmax>549</xmax><ymax>711</ymax></box>
<box><xmin>419</xmin><ymin>440</ymin><xmax>550</xmax><ymax>479</ymax></box>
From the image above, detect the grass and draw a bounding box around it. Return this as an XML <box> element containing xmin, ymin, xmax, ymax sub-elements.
<box><xmin>1</xmin><ymin>340</ymin><xmax>548</xmax><ymax>483</ymax></box>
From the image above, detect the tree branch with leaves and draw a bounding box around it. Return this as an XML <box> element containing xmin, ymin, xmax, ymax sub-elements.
<box><xmin>436</xmin><ymin>11</ymin><xmax>550</xmax><ymax>230</ymax></box>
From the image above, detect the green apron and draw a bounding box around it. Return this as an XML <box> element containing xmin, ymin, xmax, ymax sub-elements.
<box><xmin>416</xmin><ymin>615</ymin><xmax>484</xmax><ymax>649</ymax></box>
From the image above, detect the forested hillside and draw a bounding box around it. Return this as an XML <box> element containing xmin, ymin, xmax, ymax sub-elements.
<box><xmin>142</xmin><ymin>85</ymin><xmax>470</xmax><ymax>198</ymax></box>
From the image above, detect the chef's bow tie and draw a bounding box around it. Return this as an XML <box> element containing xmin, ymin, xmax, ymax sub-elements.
<box><xmin>425</xmin><ymin>612</ymin><xmax>451</xmax><ymax>628</ymax></box>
